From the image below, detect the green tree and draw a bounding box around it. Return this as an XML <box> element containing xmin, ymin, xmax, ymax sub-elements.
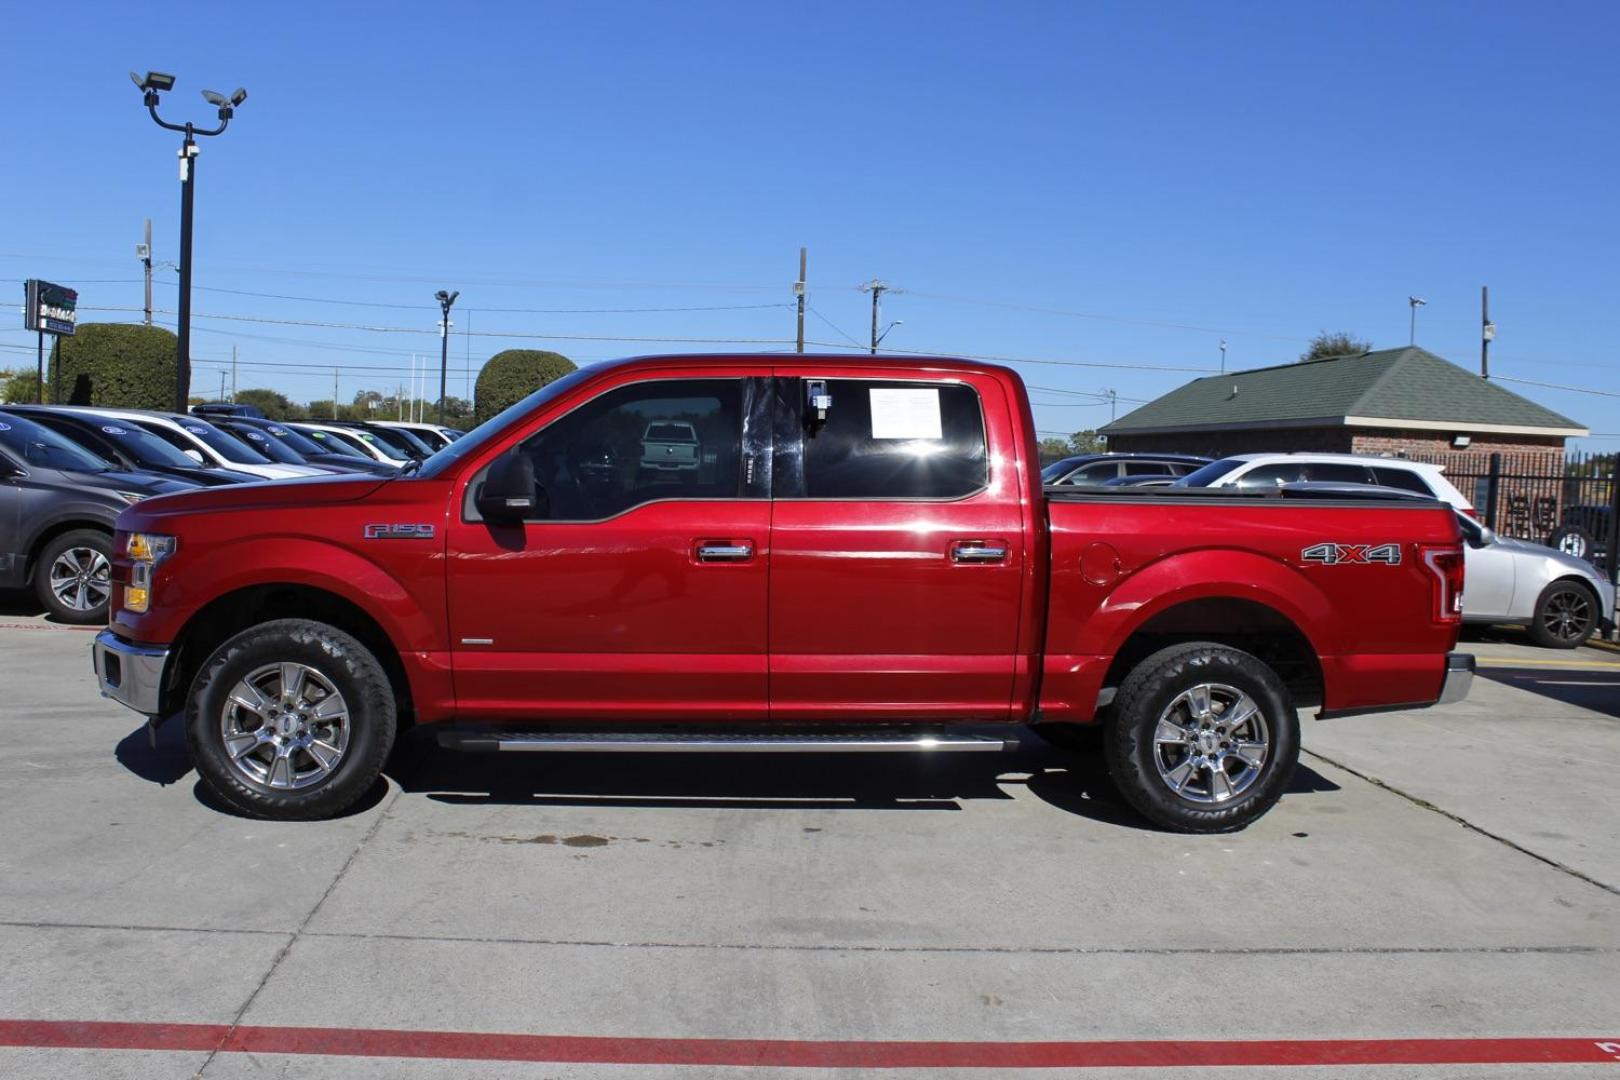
<box><xmin>432</xmin><ymin>396</ymin><xmax>475</xmax><ymax>429</ymax></box>
<box><xmin>48</xmin><ymin>323</ymin><xmax>179</xmax><ymax>407</ymax></box>
<box><xmin>474</xmin><ymin>350</ymin><xmax>576</xmax><ymax>423</ymax></box>
<box><xmin>0</xmin><ymin>367</ymin><xmax>41</xmax><ymax>404</ymax></box>
<box><xmin>234</xmin><ymin>388</ymin><xmax>301</xmax><ymax>420</ymax></box>
<box><xmin>1300</xmin><ymin>331</ymin><xmax>1371</xmax><ymax>362</ymax></box>
<box><xmin>1038</xmin><ymin>437</ymin><xmax>1071</xmax><ymax>464</ymax></box>
<box><xmin>1069</xmin><ymin>429</ymin><xmax>1104</xmax><ymax>454</ymax></box>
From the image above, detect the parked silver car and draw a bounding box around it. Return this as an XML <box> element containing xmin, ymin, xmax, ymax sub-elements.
<box><xmin>1457</xmin><ymin>511</ymin><xmax>1615</xmax><ymax>648</ymax></box>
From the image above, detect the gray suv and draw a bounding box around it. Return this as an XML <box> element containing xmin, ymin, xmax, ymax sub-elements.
<box><xmin>0</xmin><ymin>411</ymin><xmax>197</xmax><ymax>623</ymax></box>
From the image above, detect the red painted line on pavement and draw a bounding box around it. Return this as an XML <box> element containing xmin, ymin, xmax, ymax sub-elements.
<box><xmin>2</xmin><ymin>1020</ymin><xmax>1619</xmax><ymax>1068</ymax></box>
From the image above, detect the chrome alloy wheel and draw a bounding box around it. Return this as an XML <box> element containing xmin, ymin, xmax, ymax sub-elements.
<box><xmin>1541</xmin><ymin>588</ymin><xmax>1594</xmax><ymax>643</ymax></box>
<box><xmin>49</xmin><ymin>546</ymin><xmax>111</xmax><ymax>612</ymax></box>
<box><xmin>219</xmin><ymin>663</ymin><xmax>351</xmax><ymax>790</ymax></box>
<box><xmin>1151</xmin><ymin>682</ymin><xmax>1270</xmax><ymax>804</ymax></box>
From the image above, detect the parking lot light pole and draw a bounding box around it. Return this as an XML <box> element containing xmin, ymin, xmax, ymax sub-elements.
<box><xmin>435</xmin><ymin>290</ymin><xmax>459</xmax><ymax>426</ymax></box>
<box><xmin>130</xmin><ymin>72</ymin><xmax>247</xmax><ymax>411</ymax></box>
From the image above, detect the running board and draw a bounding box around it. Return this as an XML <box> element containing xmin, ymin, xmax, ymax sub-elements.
<box><xmin>437</xmin><ymin>730</ymin><xmax>1014</xmax><ymax>754</ymax></box>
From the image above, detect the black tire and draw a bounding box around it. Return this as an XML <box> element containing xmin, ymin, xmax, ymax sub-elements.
<box><xmin>186</xmin><ymin>618</ymin><xmax>396</xmax><ymax>820</ymax></box>
<box><xmin>1528</xmin><ymin>580</ymin><xmax>1598</xmax><ymax>649</ymax></box>
<box><xmin>1104</xmin><ymin>642</ymin><xmax>1299</xmax><ymax>833</ymax></box>
<box><xmin>33</xmin><ymin>528</ymin><xmax>113</xmax><ymax>625</ymax></box>
<box><xmin>1547</xmin><ymin>526</ymin><xmax>1594</xmax><ymax>563</ymax></box>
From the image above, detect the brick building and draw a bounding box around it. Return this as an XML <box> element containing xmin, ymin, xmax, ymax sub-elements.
<box><xmin>1100</xmin><ymin>347</ymin><xmax>1586</xmax><ymax>471</ymax></box>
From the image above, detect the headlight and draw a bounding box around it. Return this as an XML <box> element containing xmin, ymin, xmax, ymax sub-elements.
<box><xmin>116</xmin><ymin>491</ymin><xmax>147</xmax><ymax>505</ymax></box>
<box><xmin>123</xmin><ymin>533</ymin><xmax>177</xmax><ymax>613</ymax></box>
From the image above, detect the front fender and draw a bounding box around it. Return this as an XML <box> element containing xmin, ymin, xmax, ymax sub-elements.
<box><xmin>114</xmin><ymin>536</ymin><xmax>442</xmax><ymax>656</ymax></box>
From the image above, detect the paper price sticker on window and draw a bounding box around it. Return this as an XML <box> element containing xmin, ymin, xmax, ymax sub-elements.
<box><xmin>869</xmin><ymin>387</ymin><xmax>943</xmax><ymax>440</ymax></box>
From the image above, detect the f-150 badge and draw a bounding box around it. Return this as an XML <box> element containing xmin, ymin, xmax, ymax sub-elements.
<box><xmin>364</xmin><ymin>524</ymin><xmax>436</xmax><ymax>540</ymax></box>
<box><xmin>1301</xmin><ymin>542</ymin><xmax>1401</xmax><ymax>565</ymax></box>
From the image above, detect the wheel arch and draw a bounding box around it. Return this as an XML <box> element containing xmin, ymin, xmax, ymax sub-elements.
<box><xmin>162</xmin><ymin>583</ymin><xmax>415</xmax><ymax>727</ymax></box>
<box><xmin>25</xmin><ymin>518</ymin><xmax>114</xmax><ymax>583</ymax></box>
<box><xmin>1101</xmin><ymin>596</ymin><xmax>1325</xmax><ymax>711</ymax></box>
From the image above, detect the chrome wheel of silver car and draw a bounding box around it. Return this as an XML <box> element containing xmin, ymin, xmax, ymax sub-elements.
<box><xmin>1540</xmin><ymin>588</ymin><xmax>1594</xmax><ymax>644</ymax></box>
<box><xmin>1151</xmin><ymin>682</ymin><xmax>1270</xmax><ymax>804</ymax></box>
<box><xmin>219</xmin><ymin>662</ymin><xmax>351</xmax><ymax>791</ymax></box>
<box><xmin>48</xmin><ymin>546</ymin><xmax>111</xmax><ymax>613</ymax></box>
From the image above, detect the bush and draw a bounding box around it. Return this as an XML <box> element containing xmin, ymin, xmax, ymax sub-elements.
<box><xmin>474</xmin><ymin>350</ymin><xmax>576</xmax><ymax>424</ymax></box>
<box><xmin>48</xmin><ymin>323</ymin><xmax>179</xmax><ymax>408</ymax></box>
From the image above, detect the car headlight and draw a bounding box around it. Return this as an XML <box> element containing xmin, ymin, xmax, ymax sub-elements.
<box><xmin>123</xmin><ymin>533</ymin><xmax>177</xmax><ymax>613</ymax></box>
<box><xmin>116</xmin><ymin>491</ymin><xmax>147</xmax><ymax>505</ymax></box>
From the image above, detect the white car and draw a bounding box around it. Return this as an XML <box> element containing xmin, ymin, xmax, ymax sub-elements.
<box><xmin>52</xmin><ymin>408</ymin><xmax>323</xmax><ymax>482</ymax></box>
<box><xmin>292</xmin><ymin>422</ymin><xmax>410</xmax><ymax>467</ymax></box>
<box><xmin>371</xmin><ymin>420</ymin><xmax>462</xmax><ymax>450</ymax></box>
<box><xmin>1456</xmin><ymin>510</ymin><xmax>1615</xmax><ymax>648</ymax></box>
<box><xmin>1177</xmin><ymin>453</ymin><xmax>1473</xmax><ymax>512</ymax></box>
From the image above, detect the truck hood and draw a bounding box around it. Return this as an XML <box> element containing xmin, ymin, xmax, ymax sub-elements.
<box><xmin>122</xmin><ymin>473</ymin><xmax>393</xmax><ymax>520</ymax></box>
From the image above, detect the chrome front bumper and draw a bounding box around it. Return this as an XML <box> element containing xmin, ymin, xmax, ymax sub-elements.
<box><xmin>1437</xmin><ymin>651</ymin><xmax>1475</xmax><ymax>706</ymax></box>
<box><xmin>91</xmin><ymin>629</ymin><xmax>170</xmax><ymax>718</ymax></box>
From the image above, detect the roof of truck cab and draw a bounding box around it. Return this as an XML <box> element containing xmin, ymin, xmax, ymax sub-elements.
<box><xmin>599</xmin><ymin>353</ymin><xmax>1020</xmax><ymax>378</ymax></box>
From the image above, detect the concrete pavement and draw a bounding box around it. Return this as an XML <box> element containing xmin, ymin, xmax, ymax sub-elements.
<box><xmin>1</xmin><ymin>615</ymin><xmax>1617</xmax><ymax>1077</ymax></box>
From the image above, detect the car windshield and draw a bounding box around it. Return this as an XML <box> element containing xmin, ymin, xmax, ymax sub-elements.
<box><xmin>165</xmin><ymin>417</ymin><xmax>273</xmax><ymax>465</ymax></box>
<box><xmin>242</xmin><ymin>422</ymin><xmax>326</xmax><ymax>457</ymax></box>
<box><xmin>0</xmin><ymin>413</ymin><xmax>110</xmax><ymax>472</ymax></box>
<box><xmin>1041</xmin><ymin>457</ymin><xmax>1090</xmax><ymax>482</ymax></box>
<box><xmin>223</xmin><ymin>424</ymin><xmax>306</xmax><ymax>464</ymax></box>
<box><xmin>350</xmin><ymin>429</ymin><xmax>410</xmax><ymax>461</ymax></box>
<box><xmin>82</xmin><ymin>420</ymin><xmax>199</xmax><ymax>469</ymax></box>
<box><xmin>419</xmin><ymin>366</ymin><xmax>594</xmax><ymax>479</ymax></box>
<box><xmin>1175</xmin><ymin>458</ymin><xmax>1246</xmax><ymax>487</ymax></box>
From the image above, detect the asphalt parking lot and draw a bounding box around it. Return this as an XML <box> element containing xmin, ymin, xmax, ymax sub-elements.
<box><xmin>1</xmin><ymin>614</ymin><xmax>1618</xmax><ymax>1079</ymax></box>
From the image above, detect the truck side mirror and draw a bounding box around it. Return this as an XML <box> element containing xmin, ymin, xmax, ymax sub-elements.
<box><xmin>475</xmin><ymin>450</ymin><xmax>544</xmax><ymax>524</ymax></box>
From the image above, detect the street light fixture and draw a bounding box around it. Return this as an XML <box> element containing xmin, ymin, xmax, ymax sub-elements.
<box><xmin>1408</xmin><ymin>296</ymin><xmax>1427</xmax><ymax>346</ymax></box>
<box><xmin>130</xmin><ymin>69</ymin><xmax>247</xmax><ymax>410</ymax></box>
<box><xmin>435</xmin><ymin>290</ymin><xmax>460</xmax><ymax>425</ymax></box>
<box><xmin>875</xmin><ymin>320</ymin><xmax>903</xmax><ymax>349</ymax></box>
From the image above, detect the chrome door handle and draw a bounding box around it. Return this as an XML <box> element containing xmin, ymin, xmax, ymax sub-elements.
<box><xmin>696</xmin><ymin>541</ymin><xmax>754</xmax><ymax>562</ymax></box>
<box><xmin>950</xmin><ymin>540</ymin><xmax>1009</xmax><ymax>564</ymax></box>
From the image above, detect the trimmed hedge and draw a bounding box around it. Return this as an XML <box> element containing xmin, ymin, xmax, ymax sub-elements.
<box><xmin>474</xmin><ymin>350</ymin><xmax>576</xmax><ymax>423</ymax></box>
<box><xmin>48</xmin><ymin>323</ymin><xmax>179</xmax><ymax>408</ymax></box>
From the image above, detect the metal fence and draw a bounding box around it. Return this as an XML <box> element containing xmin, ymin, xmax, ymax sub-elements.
<box><xmin>1404</xmin><ymin>448</ymin><xmax>1620</xmax><ymax>584</ymax></box>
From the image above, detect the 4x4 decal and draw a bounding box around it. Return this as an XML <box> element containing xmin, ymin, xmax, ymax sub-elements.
<box><xmin>1301</xmin><ymin>542</ymin><xmax>1401</xmax><ymax>566</ymax></box>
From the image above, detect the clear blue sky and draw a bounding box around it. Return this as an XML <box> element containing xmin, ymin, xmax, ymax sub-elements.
<box><xmin>3</xmin><ymin>1</ymin><xmax>1618</xmax><ymax>444</ymax></box>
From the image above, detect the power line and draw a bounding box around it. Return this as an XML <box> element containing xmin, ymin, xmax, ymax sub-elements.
<box><xmin>1491</xmin><ymin>375</ymin><xmax>1620</xmax><ymax>399</ymax></box>
<box><xmin>807</xmin><ymin>306</ymin><xmax>865</xmax><ymax>348</ymax></box>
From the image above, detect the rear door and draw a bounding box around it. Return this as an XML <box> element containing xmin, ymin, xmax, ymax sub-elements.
<box><xmin>767</xmin><ymin>371</ymin><xmax>1026</xmax><ymax>721</ymax></box>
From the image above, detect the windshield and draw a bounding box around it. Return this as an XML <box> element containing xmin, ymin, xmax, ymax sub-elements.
<box><xmin>224</xmin><ymin>424</ymin><xmax>307</xmax><ymax>464</ymax></box>
<box><xmin>364</xmin><ymin>425</ymin><xmax>433</xmax><ymax>458</ymax></box>
<box><xmin>241</xmin><ymin>421</ymin><xmax>326</xmax><ymax>457</ymax></box>
<box><xmin>0</xmin><ymin>413</ymin><xmax>110</xmax><ymax>473</ymax></box>
<box><xmin>1041</xmin><ymin>457</ymin><xmax>1089</xmax><ymax>482</ymax></box>
<box><xmin>350</xmin><ymin>429</ymin><xmax>410</xmax><ymax>461</ymax></box>
<box><xmin>85</xmin><ymin>420</ymin><xmax>199</xmax><ymax>469</ymax></box>
<box><xmin>163</xmin><ymin>417</ymin><xmax>273</xmax><ymax>465</ymax></box>
<box><xmin>420</xmin><ymin>366</ymin><xmax>594</xmax><ymax>479</ymax></box>
<box><xmin>1174</xmin><ymin>458</ymin><xmax>1246</xmax><ymax>487</ymax></box>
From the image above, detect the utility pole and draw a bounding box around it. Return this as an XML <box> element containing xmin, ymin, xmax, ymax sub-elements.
<box><xmin>218</xmin><ymin>370</ymin><xmax>226</xmax><ymax>401</ymax></box>
<box><xmin>333</xmin><ymin>369</ymin><xmax>339</xmax><ymax>419</ymax></box>
<box><xmin>861</xmin><ymin>280</ymin><xmax>888</xmax><ymax>354</ymax></box>
<box><xmin>1104</xmin><ymin>388</ymin><xmax>1118</xmax><ymax>422</ymax></box>
<box><xmin>138</xmin><ymin>218</ymin><xmax>153</xmax><ymax>326</ymax></box>
<box><xmin>230</xmin><ymin>344</ymin><xmax>237</xmax><ymax>401</ymax></box>
<box><xmin>1480</xmin><ymin>285</ymin><xmax>1494</xmax><ymax>380</ymax></box>
<box><xmin>794</xmin><ymin>247</ymin><xmax>806</xmax><ymax>353</ymax></box>
<box><xmin>1219</xmin><ymin>340</ymin><xmax>1227</xmax><ymax>374</ymax></box>
<box><xmin>1408</xmin><ymin>296</ymin><xmax>1427</xmax><ymax>346</ymax></box>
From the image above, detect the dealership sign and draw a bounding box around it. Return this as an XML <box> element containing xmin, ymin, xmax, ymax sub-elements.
<box><xmin>24</xmin><ymin>279</ymin><xmax>77</xmax><ymax>336</ymax></box>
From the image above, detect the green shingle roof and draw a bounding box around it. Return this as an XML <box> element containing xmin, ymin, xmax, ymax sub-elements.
<box><xmin>1100</xmin><ymin>347</ymin><xmax>1585</xmax><ymax>435</ymax></box>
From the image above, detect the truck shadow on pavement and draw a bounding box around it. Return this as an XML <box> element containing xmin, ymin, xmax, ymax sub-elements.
<box><xmin>392</xmin><ymin>733</ymin><xmax>1341</xmax><ymax>832</ymax></box>
<box><xmin>114</xmin><ymin>723</ymin><xmax>1340</xmax><ymax>828</ymax></box>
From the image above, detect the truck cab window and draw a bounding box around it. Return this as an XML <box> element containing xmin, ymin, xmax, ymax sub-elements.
<box><xmin>513</xmin><ymin>378</ymin><xmax>743</xmax><ymax>520</ymax></box>
<box><xmin>792</xmin><ymin>379</ymin><xmax>987</xmax><ymax>500</ymax></box>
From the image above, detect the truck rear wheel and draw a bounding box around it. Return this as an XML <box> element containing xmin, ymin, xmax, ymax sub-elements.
<box><xmin>1104</xmin><ymin>642</ymin><xmax>1299</xmax><ymax>833</ymax></box>
<box><xmin>186</xmin><ymin>619</ymin><xmax>396</xmax><ymax>820</ymax></box>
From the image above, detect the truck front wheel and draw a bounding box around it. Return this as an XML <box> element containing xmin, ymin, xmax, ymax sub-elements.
<box><xmin>186</xmin><ymin>619</ymin><xmax>397</xmax><ymax>820</ymax></box>
<box><xmin>1104</xmin><ymin>642</ymin><xmax>1299</xmax><ymax>833</ymax></box>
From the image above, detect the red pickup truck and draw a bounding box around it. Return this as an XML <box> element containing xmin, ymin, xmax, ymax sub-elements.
<box><xmin>91</xmin><ymin>355</ymin><xmax>1471</xmax><ymax>832</ymax></box>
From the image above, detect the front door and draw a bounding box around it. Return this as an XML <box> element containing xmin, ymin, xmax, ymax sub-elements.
<box><xmin>446</xmin><ymin>374</ymin><xmax>771</xmax><ymax>722</ymax></box>
<box><xmin>767</xmin><ymin>373</ymin><xmax>1027</xmax><ymax>721</ymax></box>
